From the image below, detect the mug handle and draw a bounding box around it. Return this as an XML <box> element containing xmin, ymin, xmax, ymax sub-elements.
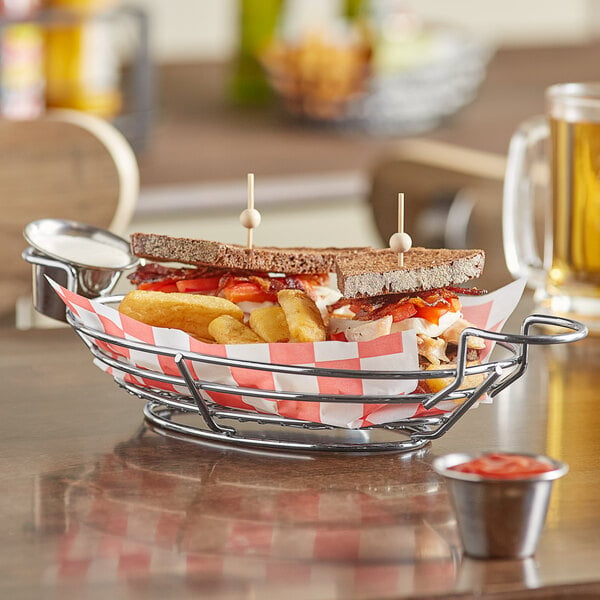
<box><xmin>502</xmin><ymin>115</ymin><xmax>550</xmax><ymax>290</ymax></box>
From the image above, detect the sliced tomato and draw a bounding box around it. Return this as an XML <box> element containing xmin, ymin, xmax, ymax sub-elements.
<box><xmin>138</xmin><ymin>280</ymin><xmax>179</xmax><ymax>293</ymax></box>
<box><xmin>175</xmin><ymin>276</ymin><xmax>222</xmax><ymax>293</ymax></box>
<box><xmin>294</xmin><ymin>273</ymin><xmax>328</xmax><ymax>287</ymax></box>
<box><xmin>414</xmin><ymin>304</ymin><xmax>448</xmax><ymax>325</ymax></box>
<box><xmin>330</xmin><ymin>331</ymin><xmax>348</xmax><ymax>341</ymax></box>
<box><xmin>222</xmin><ymin>281</ymin><xmax>277</xmax><ymax>303</ymax></box>
<box><xmin>449</xmin><ymin>453</ymin><xmax>555</xmax><ymax>479</ymax></box>
<box><xmin>415</xmin><ymin>295</ymin><xmax>461</xmax><ymax>324</ymax></box>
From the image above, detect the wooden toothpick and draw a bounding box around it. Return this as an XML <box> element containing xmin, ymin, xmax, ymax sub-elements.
<box><xmin>388</xmin><ymin>192</ymin><xmax>412</xmax><ymax>267</ymax></box>
<box><xmin>247</xmin><ymin>173</ymin><xmax>254</xmax><ymax>249</ymax></box>
<box><xmin>239</xmin><ymin>173</ymin><xmax>261</xmax><ymax>250</ymax></box>
<box><xmin>398</xmin><ymin>193</ymin><xmax>404</xmax><ymax>267</ymax></box>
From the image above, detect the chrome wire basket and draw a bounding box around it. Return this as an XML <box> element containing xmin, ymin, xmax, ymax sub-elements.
<box><xmin>66</xmin><ymin>297</ymin><xmax>587</xmax><ymax>454</ymax></box>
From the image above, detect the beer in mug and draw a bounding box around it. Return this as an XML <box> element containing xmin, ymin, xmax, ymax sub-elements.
<box><xmin>504</xmin><ymin>83</ymin><xmax>600</xmax><ymax>332</ymax></box>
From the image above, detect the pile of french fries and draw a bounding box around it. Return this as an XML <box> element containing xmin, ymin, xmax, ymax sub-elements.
<box><xmin>119</xmin><ymin>289</ymin><xmax>326</xmax><ymax>345</ymax></box>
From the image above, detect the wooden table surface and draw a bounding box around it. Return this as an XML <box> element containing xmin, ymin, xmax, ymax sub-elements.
<box><xmin>2</xmin><ymin>299</ymin><xmax>600</xmax><ymax>600</ymax></box>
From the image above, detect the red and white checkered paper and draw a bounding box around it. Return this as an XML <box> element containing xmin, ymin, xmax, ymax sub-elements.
<box><xmin>50</xmin><ymin>278</ymin><xmax>525</xmax><ymax>429</ymax></box>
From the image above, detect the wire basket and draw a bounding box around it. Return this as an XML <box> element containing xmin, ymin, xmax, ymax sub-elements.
<box><xmin>67</xmin><ymin>297</ymin><xmax>587</xmax><ymax>454</ymax></box>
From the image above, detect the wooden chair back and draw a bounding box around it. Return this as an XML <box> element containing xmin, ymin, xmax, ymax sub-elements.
<box><xmin>0</xmin><ymin>109</ymin><xmax>138</xmax><ymax>319</ymax></box>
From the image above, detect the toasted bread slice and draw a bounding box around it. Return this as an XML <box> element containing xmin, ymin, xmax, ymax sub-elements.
<box><xmin>130</xmin><ymin>233</ymin><xmax>368</xmax><ymax>274</ymax></box>
<box><xmin>335</xmin><ymin>248</ymin><xmax>485</xmax><ymax>298</ymax></box>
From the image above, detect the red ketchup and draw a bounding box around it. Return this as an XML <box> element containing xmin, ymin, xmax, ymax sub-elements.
<box><xmin>448</xmin><ymin>452</ymin><xmax>555</xmax><ymax>479</ymax></box>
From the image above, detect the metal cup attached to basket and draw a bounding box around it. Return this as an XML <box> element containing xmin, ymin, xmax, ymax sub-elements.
<box><xmin>22</xmin><ymin>219</ymin><xmax>138</xmax><ymax>322</ymax></box>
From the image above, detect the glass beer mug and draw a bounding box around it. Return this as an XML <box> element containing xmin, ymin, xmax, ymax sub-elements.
<box><xmin>503</xmin><ymin>83</ymin><xmax>600</xmax><ymax>331</ymax></box>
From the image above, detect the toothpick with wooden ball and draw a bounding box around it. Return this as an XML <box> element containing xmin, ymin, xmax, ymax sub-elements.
<box><xmin>389</xmin><ymin>232</ymin><xmax>412</xmax><ymax>254</ymax></box>
<box><xmin>389</xmin><ymin>192</ymin><xmax>412</xmax><ymax>266</ymax></box>
<box><xmin>240</xmin><ymin>173</ymin><xmax>261</xmax><ymax>249</ymax></box>
<box><xmin>239</xmin><ymin>208</ymin><xmax>261</xmax><ymax>228</ymax></box>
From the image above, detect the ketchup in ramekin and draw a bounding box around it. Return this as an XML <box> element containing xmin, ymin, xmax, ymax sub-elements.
<box><xmin>448</xmin><ymin>452</ymin><xmax>555</xmax><ymax>479</ymax></box>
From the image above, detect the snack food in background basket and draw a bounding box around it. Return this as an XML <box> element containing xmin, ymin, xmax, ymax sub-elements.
<box><xmin>260</xmin><ymin>11</ymin><xmax>491</xmax><ymax>136</ymax></box>
<box><xmin>261</xmin><ymin>30</ymin><xmax>372</xmax><ymax>121</ymax></box>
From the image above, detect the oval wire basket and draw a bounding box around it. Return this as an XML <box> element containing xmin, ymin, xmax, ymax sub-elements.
<box><xmin>66</xmin><ymin>297</ymin><xmax>587</xmax><ymax>453</ymax></box>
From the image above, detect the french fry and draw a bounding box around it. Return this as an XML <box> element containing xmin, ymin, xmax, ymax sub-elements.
<box><xmin>424</xmin><ymin>361</ymin><xmax>486</xmax><ymax>394</ymax></box>
<box><xmin>118</xmin><ymin>290</ymin><xmax>243</xmax><ymax>340</ymax></box>
<box><xmin>208</xmin><ymin>315</ymin><xmax>265</xmax><ymax>344</ymax></box>
<box><xmin>249</xmin><ymin>305</ymin><xmax>290</xmax><ymax>343</ymax></box>
<box><xmin>194</xmin><ymin>337</ymin><xmax>216</xmax><ymax>345</ymax></box>
<box><xmin>277</xmin><ymin>289</ymin><xmax>326</xmax><ymax>343</ymax></box>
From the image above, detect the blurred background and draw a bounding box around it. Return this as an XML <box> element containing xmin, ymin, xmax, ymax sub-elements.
<box><xmin>4</xmin><ymin>0</ymin><xmax>600</xmax><ymax>321</ymax></box>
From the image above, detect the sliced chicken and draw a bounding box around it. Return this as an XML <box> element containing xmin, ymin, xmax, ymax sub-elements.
<box><xmin>417</xmin><ymin>334</ymin><xmax>449</xmax><ymax>366</ymax></box>
<box><xmin>440</xmin><ymin>318</ymin><xmax>486</xmax><ymax>350</ymax></box>
<box><xmin>344</xmin><ymin>316</ymin><xmax>393</xmax><ymax>342</ymax></box>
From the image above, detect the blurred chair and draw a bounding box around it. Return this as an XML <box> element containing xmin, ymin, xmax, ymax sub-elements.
<box><xmin>367</xmin><ymin>138</ymin><xmax>510</xmax><ymax>290</ymax></box>
<box><xmin>0</xmin><ymin>109</ymin><xmax>138</xmax><ymax>326</ymax></box>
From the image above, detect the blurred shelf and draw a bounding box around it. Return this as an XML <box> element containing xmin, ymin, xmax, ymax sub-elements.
<box><xmin>137</xmin><ymin>41</ymin><xmax>600</xmax><ymax>187</ymax></box>
<box><xmin>0</xmin><ymin>5</ymin><xmax>153</xmax><ymax>153</ymax></box>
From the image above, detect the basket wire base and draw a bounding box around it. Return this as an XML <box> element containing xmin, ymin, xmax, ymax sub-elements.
<box><xmin>142</xmin><ymin>402</ymin><xmax>432</xmax><ymax>454</ymax></box>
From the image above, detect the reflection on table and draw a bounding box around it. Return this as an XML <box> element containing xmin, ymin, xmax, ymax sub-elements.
<box><xmin>36</xmin><ymin>428</ymin><xmax>459</xmax><ymax>597</ymax></box>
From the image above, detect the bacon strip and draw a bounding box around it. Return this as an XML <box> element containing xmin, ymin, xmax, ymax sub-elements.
<box><xmin>128</xmin><ymin>263</ymin><xmax>234</xmax><ymax>285</ymax></box>
<box><xmin>129</xmin><ymin>263</ymin><xmax>329</xmax><ymax>298</ymax></box>
<box><xmin>445</xmin><ymin>286</ymin><xmax>488</xmax><ymax>296</ymax></box>
<box><xmin>330</xmin><ymin>288</ymin><xmax>460</xmax><ymax>321</ymax></box>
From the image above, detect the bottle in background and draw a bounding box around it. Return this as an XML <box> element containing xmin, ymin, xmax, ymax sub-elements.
<box><xmin>229</xmin><ymin>0</ymin><xmax>282</xmax><ymax>106</ymax></box>
<box><xmin>0</xmin><ymin>0</ymin><xmax>45</xmax><ymax>119</ymax></box>
<box><xmin>44</xmin><ymin>0</ymin><xmax>122</xmax><ymax>118</ymax></box>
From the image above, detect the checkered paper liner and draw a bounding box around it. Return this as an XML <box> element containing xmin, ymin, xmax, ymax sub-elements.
<box><xmin>50</xmin><ymin>278</ymin><xmax>526</xmax><ymax>429</ymax></box>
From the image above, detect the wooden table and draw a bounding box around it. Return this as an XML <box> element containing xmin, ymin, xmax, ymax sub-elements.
<box><xmin>2</xmin><ymin>300</ymin><xmax>600</xmax><ymax>600</ymax></box>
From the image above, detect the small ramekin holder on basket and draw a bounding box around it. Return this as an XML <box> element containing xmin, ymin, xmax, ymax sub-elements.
<box><xmin>22</xmin><ymin>219</ymin><xmax>138</xmax><ymax>322</ymax></box>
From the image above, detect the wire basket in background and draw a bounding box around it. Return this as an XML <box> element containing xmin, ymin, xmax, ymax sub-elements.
<box><xmin>262</xmin><ymin>22</ymin><xmax>492</xmax><ymax>135</ymax></box>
